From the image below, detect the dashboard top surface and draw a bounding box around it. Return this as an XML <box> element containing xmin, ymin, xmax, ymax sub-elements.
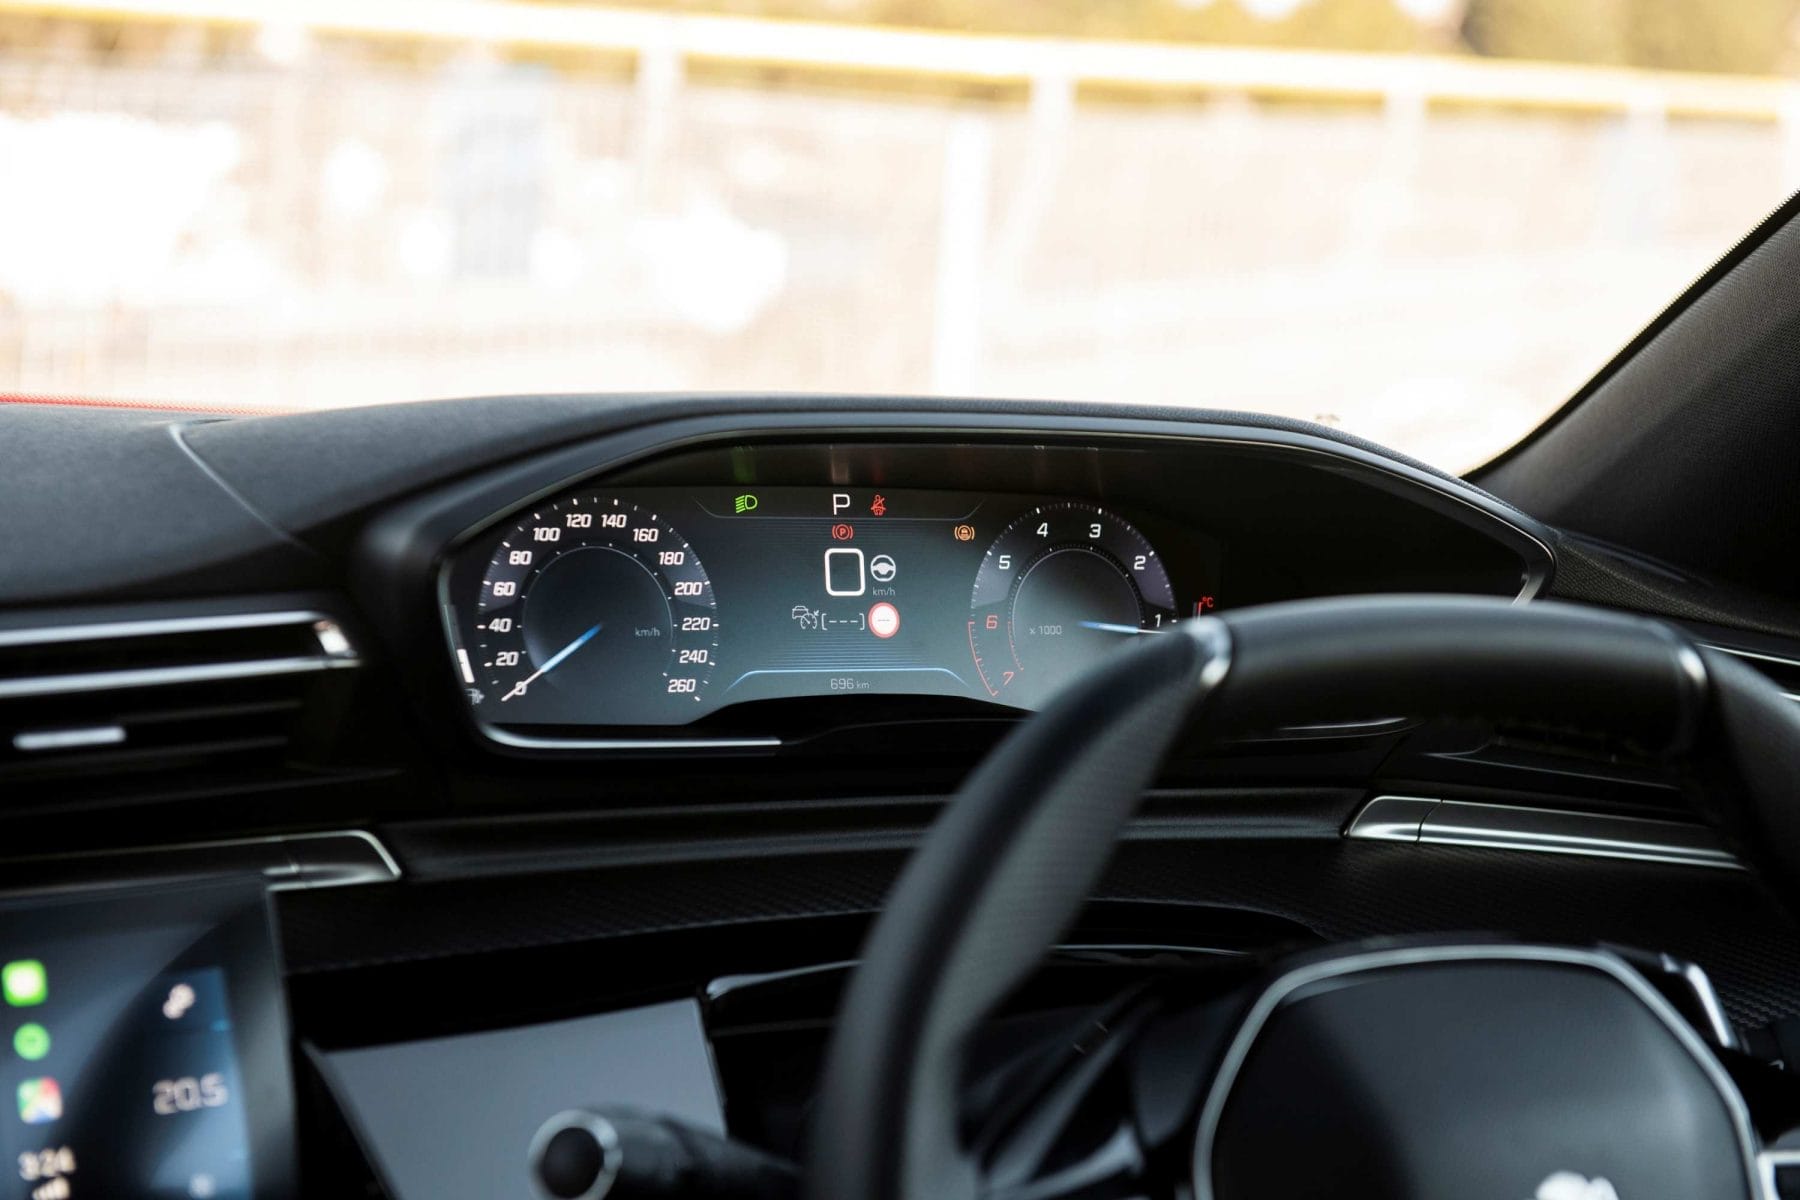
<box><xmin>0</xmin><ymin>395</ymin><xmax>1496</xmax><ymax>607</ymax></box>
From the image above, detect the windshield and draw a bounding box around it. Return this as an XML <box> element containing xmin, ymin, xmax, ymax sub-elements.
<box><xmin>1</xmin><ymin>2</ymin><xmax>1791</xmax><ymax>472</ymax></box>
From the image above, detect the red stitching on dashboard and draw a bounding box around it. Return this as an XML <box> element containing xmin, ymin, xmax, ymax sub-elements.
<box><xmin>0</xmin><ymin>392</ymin><xmax>284</xmax><ymax>416</ymax></box>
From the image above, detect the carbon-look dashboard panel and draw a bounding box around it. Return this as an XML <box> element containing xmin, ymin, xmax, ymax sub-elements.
<box><xmin>277</xmin><ymin>835</ymin><xmax>1800</xmax><ymax>1032</ymax></box>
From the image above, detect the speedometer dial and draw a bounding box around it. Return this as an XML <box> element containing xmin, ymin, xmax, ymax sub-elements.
<box><xmin>473</xmin><ymin>497</ymin><xmax>717</xmax><ymax>725</ymax></box>
<box><xmin>968</xmin><ymin>502</ymin><xmax>1178</xmax><ymax>706</ymax></box>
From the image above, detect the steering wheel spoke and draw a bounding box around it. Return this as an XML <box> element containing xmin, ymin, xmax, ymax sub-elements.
<box><xmin>969</xmin><ymin>987</ymin><xmax>1159</xmax><ymax>1184</ymax></box>
<box><xmin>962</xmin><ymin>971</ymin><xmax>1269</xmax><ymax>1200</ymax></box>
<box><xmin>980</xmin><ymin>1124</ymin><xmax>1147</xmax><ymax>1200</ymax></box>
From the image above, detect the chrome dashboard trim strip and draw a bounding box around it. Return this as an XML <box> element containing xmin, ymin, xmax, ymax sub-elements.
<box><xmin>0</xmin><ymin>830</ymin><xmax>401</xmax><ymax>897</ymax></box>
<box><xmin>1703</xmin><ymin>642</ymin><xmax>1800</xmax><ymax>669</ymax></box>
<box><xmin>1341</xmin><ymin>795</ymin><xmax>1439</xmax><ymax>842</ymax></box>
<box><xmin>1267</xmin><ymin>715</ymin><xmax>1412</xmax><ymax>734</ymax></box>
<box><xmin>274</xmin><ymin>829</ymin><xmax>403</xmax><ymax>890</ymax></box>
<box><xmin>1190</xmin><ymin>943</ymin><xmax>1769</xmax><ymax>1200</ymax></box>
<box><xmin>1345</xmin><ymin>794</ymin><xmax>1739</xmax><ymax>870</ymax></box>
<box><xmin>1702</xmin><ymin>642</ymin><xmax>1800</xmax><ymax>705</ymax></box>
<box><xmin>483</xmin><ymin>727</ymin><xmax>783</xmax><ymax>751</ymax></box>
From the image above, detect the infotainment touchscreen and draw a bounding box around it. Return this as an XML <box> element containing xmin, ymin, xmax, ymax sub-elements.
<box><xmin>0</xmin><ymin>882</ymin><xmax>294</xmax><ymax>1200</ymax></box>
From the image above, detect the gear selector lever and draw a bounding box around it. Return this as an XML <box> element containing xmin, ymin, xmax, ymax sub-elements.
<box><xmin>529</xmin><ymin>1108</ymin><xmax>799</xmax><ymax>1200</ymax></box>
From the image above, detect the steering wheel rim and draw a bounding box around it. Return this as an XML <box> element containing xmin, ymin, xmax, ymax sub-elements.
<box><xmin>806</xmin><ymin>594</ymin><xmax>1800</xmax><ymax>1200</ymax></box>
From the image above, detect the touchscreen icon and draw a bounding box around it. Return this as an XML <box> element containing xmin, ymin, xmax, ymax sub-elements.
<box><xmin>3</xmin><ymin>961</ymin><xmax>45</xmax><ymax>1008</ymax></box>
<box><xmin>162</xmin><ymin>983</ymin><xmax>197</xmax><ymax>1021</ymax></box>
<box><xmin>16</xmin><ymin>1077</ymin><xmax>60</xmax><ymax>1125</ymax></box>
<box><xmin>13</xmin><ymin>1023</ymin><xmax>49</xmax><ymax>1062</ymax></box>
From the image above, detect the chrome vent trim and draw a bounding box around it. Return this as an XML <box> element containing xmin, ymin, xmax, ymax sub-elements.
<box><xmin>0</xmin><ymin>611</ymin><xmax>359</xmax><ymax>701</ymax></box>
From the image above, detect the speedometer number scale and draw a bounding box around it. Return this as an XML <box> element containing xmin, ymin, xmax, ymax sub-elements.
<box><xmin>474</xmin><ymin>497</ymin><xmax>717</xmax><ymax>723</ymax></box>
<box><xmin>968</xmin><ymin>502</ymin><xmax>1178</xmax><ymax>706</ymax></box>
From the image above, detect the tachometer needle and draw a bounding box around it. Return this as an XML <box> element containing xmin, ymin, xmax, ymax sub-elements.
<box><xmin>1079</xmin><ymin>620</ymin><xmax>1158</xmax><ymax>635</ymax></box>
<box><xmin>500</xmin><ymin>623</ymin><xmax>602</xmax><ymax>701</ymax></box>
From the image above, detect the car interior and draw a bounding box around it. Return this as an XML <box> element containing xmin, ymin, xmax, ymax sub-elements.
<box><xmin>14</xmin><ymin>78</ymin><xmax>1800</xmax><ymax>1200</ymax></box>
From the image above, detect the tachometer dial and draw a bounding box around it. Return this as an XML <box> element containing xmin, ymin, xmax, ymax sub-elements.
<box><xmin>968</xmin><ymin>502</ymin><xmax>1177</xmax><ymax>706</ymax></box>
<box><xmin>473</xmin><ymin>497</ymin><xmax>717</xmax><ymax>724</ymax></box>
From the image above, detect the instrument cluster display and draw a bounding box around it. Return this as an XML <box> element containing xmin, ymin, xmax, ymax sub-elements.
<box><xmin>445</xmin><ymin>486</ymin><xmax>1217</xmax><ymax>732</ymax></box>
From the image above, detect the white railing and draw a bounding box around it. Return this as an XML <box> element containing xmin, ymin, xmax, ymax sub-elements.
<box><xmin>3</xmin><ymin>0</ymin><xmax>1799</xmax><ymax>120</ymax></box>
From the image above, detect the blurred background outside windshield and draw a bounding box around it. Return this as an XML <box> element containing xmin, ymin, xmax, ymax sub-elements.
<box><xmin>1</xmin><ymin>0</ymin><xmax>1797</xmax><ymax>471</ymax></box>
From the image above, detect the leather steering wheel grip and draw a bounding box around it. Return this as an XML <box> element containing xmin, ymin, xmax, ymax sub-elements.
<box><xmin>805</xmin><ymin>595</ymin><xmax>1800</xmax><ymax>1200</ymax></box>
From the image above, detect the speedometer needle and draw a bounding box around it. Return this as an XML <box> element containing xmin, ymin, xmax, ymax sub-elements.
<box><xmin>500</xmin><ymin>623</ymin><xmax>602</xmax><ymax>701</ymax></box>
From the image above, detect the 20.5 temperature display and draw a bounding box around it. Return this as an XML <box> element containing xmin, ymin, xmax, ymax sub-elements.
<box><xmin>444</xmin><ymin>487</ymin><xmax>1215</xmax><ymax>732</ymax></box>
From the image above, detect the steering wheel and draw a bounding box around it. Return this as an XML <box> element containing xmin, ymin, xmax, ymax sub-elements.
<box><xmin>808</xmin><ymin>595</ymin><xmax>1800</xmax><ymax>1200</ymax></box>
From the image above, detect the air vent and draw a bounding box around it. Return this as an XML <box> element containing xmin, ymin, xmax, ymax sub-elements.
<box><xmin>0</xmin><ymin>611</ymin><xmax>361</xmax><ymax>805</ymax></box>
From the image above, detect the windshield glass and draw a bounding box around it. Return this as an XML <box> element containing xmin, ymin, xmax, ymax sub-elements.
<box><xmin>1</xmin><ymin>2</ymin><xmax>1792</xmax><ymax>472</ymax></box>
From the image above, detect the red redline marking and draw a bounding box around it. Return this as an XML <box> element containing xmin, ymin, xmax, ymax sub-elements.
<box><xmin>967</xmin><ymin>619</ymin><xmax>999</xmax><ymax>697</ymax></box>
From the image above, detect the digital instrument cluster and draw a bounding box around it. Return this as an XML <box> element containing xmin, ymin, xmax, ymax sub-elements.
<box><xmin>443</xmin><ymin>486</ymin><xmax>1217</xmax><ymax>734</ymax></box>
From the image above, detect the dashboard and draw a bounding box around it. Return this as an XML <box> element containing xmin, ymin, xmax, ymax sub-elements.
<box><xmin>23</xmin><ymin>394</ymin><xmax>1800</xmax><ymax>1200</ymax></box>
